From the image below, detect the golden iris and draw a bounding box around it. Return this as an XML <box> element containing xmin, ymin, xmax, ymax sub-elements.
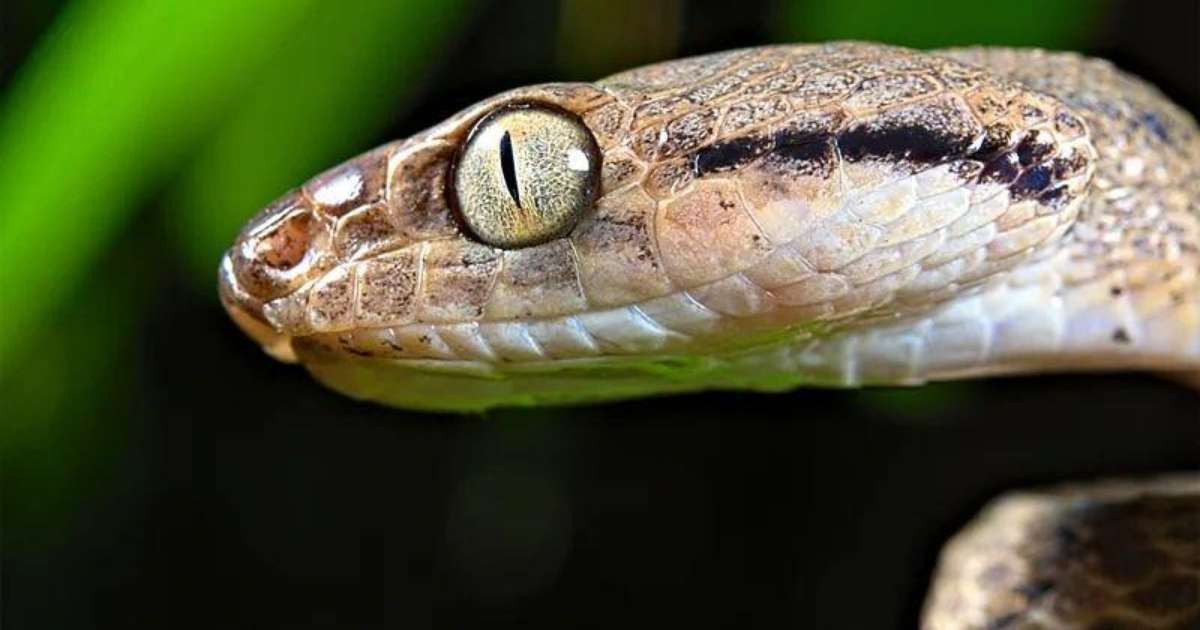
<box><xmin>453</xmin><ymin>104</ymin><xmax>600</xmax><ymax>249</ymax></box>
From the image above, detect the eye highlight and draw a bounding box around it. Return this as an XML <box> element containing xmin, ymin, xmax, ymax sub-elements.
<box><xmin>453</xmin><ymin>104</ymin><xmax>600</xmax><ymax>249</ymax></box>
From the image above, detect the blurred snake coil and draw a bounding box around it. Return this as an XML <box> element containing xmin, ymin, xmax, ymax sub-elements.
<box><xmin>220</xmin><ymin>43</ymin><xmax>1199</xmax><ymax>627</ymax></box>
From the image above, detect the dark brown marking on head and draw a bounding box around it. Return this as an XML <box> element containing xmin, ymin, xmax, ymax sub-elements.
<box><xmin>836</xmin><ymin>98</ymin><xmax>980</xmax><ymax>166</ymax></box>
<box><xmin>692</xmin><ymin>134</ymin><xmax>773</xmax><ymax>176</ymax></box>
<box><xmin>969</xmin><ymin>123</ymin><xmax>1015</xmax><ymax>162</ymax></box>
<box><xmin>690</xmin><ymin>126</ymin><xmax>837</xmax><ymax>179</ymax></box>
<box><xmin>1011</xmin><ymin>164</ymin><xmax>1053</xmax><ymax>200</ymax></box>
<box><xmin>1051</xmin><ymin>151</ymin><xmax>1089</xmax><ymax>180</ymax></box>
<box><xmin>765</xmin><ymin>135</ymin><xmax>836</xmax><ymax>177</ymax></box>
<box><xmin>1015</xmin><ymin>130</ymin><xmax>1055</xmax><ymax>167</ymax></box>
<box><xmin>836</xmin><ymin>123</ymin><xmax>973</xmax><ymax>165</ymax></box>
<box><xmin>1038</xmin><ymin>185</ymin><xmax>1071</xmax><ymax>210</ymax></box>
<box><xmin>979</xmin><ymin>153</ymin><xmax>1020</xmax><ymax>185</ymax></box>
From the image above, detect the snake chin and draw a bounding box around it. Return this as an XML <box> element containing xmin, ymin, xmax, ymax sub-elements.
<box><xmin>219</xmin><ymin>252</ymin><xmax>298</xmax><ymax>363</ymax></box>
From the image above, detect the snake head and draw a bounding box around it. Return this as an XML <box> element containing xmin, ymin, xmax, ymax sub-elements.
<box><xmin>219</xmin><ymin>83</ymin><xmax>613</xmax><ymax>366</ymax></box>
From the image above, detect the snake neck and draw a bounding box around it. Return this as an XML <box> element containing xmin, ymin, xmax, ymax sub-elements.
<box><xmin>777</xmin><ymin>49</ymin><xmax>1200</xmax><ymax>385</ymax></box>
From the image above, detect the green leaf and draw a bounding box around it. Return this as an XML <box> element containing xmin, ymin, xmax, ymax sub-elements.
<box><xmin>0</xmin><ymin>0</ymin><xmax>319</xmax><ymax>377</ymax></box>
<box><xmin>172</xmin><ymin>0</ymin><xmax>472</xmax><ymax>289</ymax></box>
<box><xmin>778</xmin><ymin>0</ymin><xmax>1109</xmax><ymax>49</ymax></box>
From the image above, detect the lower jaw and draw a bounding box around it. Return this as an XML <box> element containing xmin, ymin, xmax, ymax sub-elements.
<box><xmin>297</xmin><ymin>333</ymin><xmax>1200</xmax><ymax>413</ymax></box>
<box><xmin>287</xmin><ymin>270</ymin><xmax>1200</xmax><ymax>411</ymax></box>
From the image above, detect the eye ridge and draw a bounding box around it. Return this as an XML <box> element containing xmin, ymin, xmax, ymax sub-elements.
<box><xmin>498</xmin><ymin>130</ymin><xmax>522</xmax><ymax>209</ymax></box>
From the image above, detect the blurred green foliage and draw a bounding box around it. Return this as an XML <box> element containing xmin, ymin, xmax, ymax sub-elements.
<box><xmin>0</xmin><ymin>0</ymin><xmax>317</xmax><ymax>378</ymax></box>
<box><xmin>557</xmin><ymin>0</ymin><xmax>684</xmax><ymax>78</ymax></box>
<box><xmin>780</xmin><ymin>0</ymin><xmax>1109</xmax><ymax>48</ymax></box>
<box><xmin>173</xmin><ymin>0</ymin><xmax>471</xmax><ymax>284</ymax></box>
<box><xmin>0</xmin><ymin>0</ymin><xmax>470</xmax><ymax>380</ymax></box>
<box><xmin>3</xmin><ymin>245</ymin><xmax>141</xmax><ymax>550</ymax></box>
<box><xmin>0</xmin><ymin>0</ymin><xmax>469</xmax><ymax>531</ymax></box>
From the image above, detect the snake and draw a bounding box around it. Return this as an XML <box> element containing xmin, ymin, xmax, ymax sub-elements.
<box><xmin>218</xmin><ymin>43</ymin><xmax>1199</xmax><ymax>627</ymax></box>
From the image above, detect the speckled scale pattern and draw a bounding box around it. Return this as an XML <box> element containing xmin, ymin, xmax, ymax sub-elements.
<box><xmin>942</xmin><ymin>47</ymin><xmax>1200</xmax><ymax>289</ymax></box>
<box><xmin>922</xmin><ymin>476</ymin><xmax>1200</xmax><ymax>630</ymax></box>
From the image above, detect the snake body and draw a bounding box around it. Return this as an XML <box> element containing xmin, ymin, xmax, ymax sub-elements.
<box><xmin>219</xmin><ymin>43</ymin><xmax>1199</xmax><ymax>626</ymax></box>
<box><xmin>924</xmin><ymin>476</ymin><xmax>1198</xmax><ymax>629</ymax></box>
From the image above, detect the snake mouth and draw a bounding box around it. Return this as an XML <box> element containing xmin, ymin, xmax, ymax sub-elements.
<box><xmin>218</xmin><ymin>252</ymin><xmax>298</xmax><ymax>363</ymax></box>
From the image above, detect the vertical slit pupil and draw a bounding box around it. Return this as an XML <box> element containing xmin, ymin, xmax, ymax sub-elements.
<box><xmin>499</xmin><ymin>131</ymin><xmax>522</xmax><ymax>208</ymax></box>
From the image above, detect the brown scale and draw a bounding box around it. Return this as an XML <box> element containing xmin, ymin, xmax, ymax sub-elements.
<box><xmin>355</xmin><ymin>248</ymin><xmax>420</xmax><ymax>325</ymax></box>
<box><xmin>485</xmin><ymin>240</ymin><xmax>587</xmax><ymax>320</ymax></box>
<box><xmin>418</xmin><ymin>239</ymin><xmax>500</xmax><ymax>322</ymax></box>
<box><xmin>386</xmin><ymin>142</ymin><xmax>460</xmax><ymax>241</ymax></box>
<box><xmin>717</xmin><ymin>96</ymin><xmax>791</xmax><ymax>137</ymax></box>
<box><xmin>598</xmin><ymin>152</ymin><xmax>645</xmax><ymax>191</ymax></box>
<box><xmin>301</xmin><ymin>147</ymin><xmax>388</xmax><ymax>218</ymax></box>
<box><xmin>332</xmin><ymin>203</ymin><xmax>397</xmax><ymax>260</ymax></box>
<box><xmin>656</xmin><ymin>180</ymin><xmax>773</xmax><ymax>287</ymax></box>
<box><xmin>572</xmin><ymin>186</ymin><xmax>673</xmax><ymax>306</ymax></box>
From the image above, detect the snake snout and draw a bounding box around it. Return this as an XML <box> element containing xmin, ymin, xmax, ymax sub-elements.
<box><xmin>219</xmin><ymin>188</ymin><xmax>337</xmax><ymax>363</ymax></box>
<box><xmin>218</xmin><ymin>251</ymin><xmax>298</xmax><ymax>363</ymax></box>
<box><xmin>228</xmin><ymin>190</ymin><xmax>332</xmax><ymax>302</ymax></box>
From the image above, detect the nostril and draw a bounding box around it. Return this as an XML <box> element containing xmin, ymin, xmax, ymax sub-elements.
<box><xmin>256</xmin><ymin>210</ymin><xmax>313</xmax><ymax>270</ymax></box>
<box><xmin>232</xmin><ymin>192</ymin><xmax>330</xmax><ymax>300</ymax></box>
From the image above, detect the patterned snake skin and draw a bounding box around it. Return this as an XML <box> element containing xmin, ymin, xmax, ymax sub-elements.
<box><xmin>923</xmin><ymin>477</ymin><xmax>1198</xmax><ymax>629</ymax></box>
<box><xmin>219</xmin><ymin>43</ymin><xmax>1199</xmax><ymax>625</ymax></box>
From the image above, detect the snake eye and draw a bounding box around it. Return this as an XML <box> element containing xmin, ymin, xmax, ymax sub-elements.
<box><xmin>453</xmin><ymin>104</ymin><xmax>600</xmax><ymax>249</ymax></box>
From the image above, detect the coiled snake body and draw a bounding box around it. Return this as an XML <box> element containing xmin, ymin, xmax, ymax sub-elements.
<box><xmin>220</xmin><ymin>43</ymin><xmax>1199</xmax><ymax>627</ymax></box>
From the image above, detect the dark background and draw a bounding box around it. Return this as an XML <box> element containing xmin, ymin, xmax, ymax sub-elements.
<box><xmin>2</xmin><ymin>1</ymin><xmax>1198</xmax><ymax>628</ymax></box>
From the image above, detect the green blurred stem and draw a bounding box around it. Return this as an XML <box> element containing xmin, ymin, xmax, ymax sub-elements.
<box><xmin>778</xmin><ymin>0</ymin><xmax>1109</xmax><ymax>48</ymax></box>
<box><xmin>173</xmin><ymin>0</ymin><xmax>471</xmax><ymax>288</ymax></box>
<box><xmin>0</xmin><ymin>0</ymin><xmax>319</xmax><ymax>378</ymax></box>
